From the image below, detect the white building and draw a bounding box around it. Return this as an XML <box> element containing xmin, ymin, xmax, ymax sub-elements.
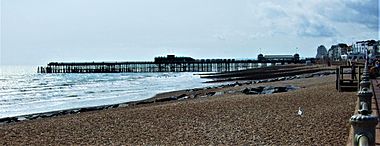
<box><xmin>328</xmin><ymin>43</ymin><xmax>348</xmax><ymax>61</ymax></box>
<box><xmin>350</xmin><ymin>40</ymin><xmax>380</xmax><ymax>63</ymax></box>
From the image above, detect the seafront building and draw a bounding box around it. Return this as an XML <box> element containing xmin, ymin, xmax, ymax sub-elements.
<box><xmin>348</xmin><ymin>40</ymin><xmax>380</xmax><ymax>62</ymax></box>
<box><xmin>327</xmin><ymin>43</ymin><xmax>349</xmax><ymax>60</ymax></box>
<box><xmin>321</xmin><ymin>40</ymin><xmax>380</xmax><ymax>62</ymax></box>
<box><xmin>316</xmin><ymin>45</ymin><xmax>328</xmax><ymax>59</ymax></box>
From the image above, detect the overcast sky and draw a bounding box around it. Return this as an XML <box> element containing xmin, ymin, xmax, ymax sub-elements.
<box><xmin>1</xmin><ymin>0</ymin><xmax>379</xmax><ymax>65</ymax></box>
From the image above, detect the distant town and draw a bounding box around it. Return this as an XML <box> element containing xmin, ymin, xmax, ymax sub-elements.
<box><xmin>316</xmin><ymin>40</ymin><xmax>380</xmax><ymax>62</ymax></box>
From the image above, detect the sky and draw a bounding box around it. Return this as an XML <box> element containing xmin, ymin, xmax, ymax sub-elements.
<box><xmin>0</xmin><ymin>0</ymin><xmax>379</xmax><ymax>65</ymax></box>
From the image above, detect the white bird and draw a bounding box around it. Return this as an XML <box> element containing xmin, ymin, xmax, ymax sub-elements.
<box><xmin>297</xmin><ymin>107</ymin><xmax>304</xmax><ymax>117</ymax></box>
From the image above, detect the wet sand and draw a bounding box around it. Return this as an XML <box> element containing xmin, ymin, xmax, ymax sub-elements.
<box><xmin>0</xmin><ymin>74</ymin><xmax>356</xmax><ymax>145</ymax></box>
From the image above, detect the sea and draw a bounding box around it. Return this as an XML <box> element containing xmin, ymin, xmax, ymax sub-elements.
<box><xmin>0</xmin><ymin>66</ymin><xmax>217</xmax><ymax>119</ymax></box>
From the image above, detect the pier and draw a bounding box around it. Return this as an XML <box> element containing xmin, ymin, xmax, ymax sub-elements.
<box><xmin>38</xmin><ymin>54</ymin><xmax>308</xmax><ymax>73</ymax></box>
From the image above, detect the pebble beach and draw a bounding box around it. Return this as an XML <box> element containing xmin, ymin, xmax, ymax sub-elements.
<box><xmin>0</xmin><ymin>74</ymin><xmax>356</xmax><ymax>145</ymax></box>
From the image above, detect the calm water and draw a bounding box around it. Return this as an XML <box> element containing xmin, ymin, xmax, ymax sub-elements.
<box><xmin>0</xmin><ymin>66</ymin><xmax>216</xmax><ymax>118</ymax></box>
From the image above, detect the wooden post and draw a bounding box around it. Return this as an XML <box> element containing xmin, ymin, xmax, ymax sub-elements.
<box><xmin>336</xmin><ymin>67</ymin><xmax>339</xmax><ymax>90</ymax></box>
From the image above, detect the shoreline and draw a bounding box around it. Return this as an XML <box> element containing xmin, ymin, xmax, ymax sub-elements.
<box><xmin>0</xmin><ymin>69</ymin><xmax>335</xmax><ymax>125</ymax></box>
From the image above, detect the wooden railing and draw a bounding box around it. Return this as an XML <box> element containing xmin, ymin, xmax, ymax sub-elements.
<box><xmin>336</xmin><ymin>65</ymin><xmax>365</xmax><ymax>92</ymax></box>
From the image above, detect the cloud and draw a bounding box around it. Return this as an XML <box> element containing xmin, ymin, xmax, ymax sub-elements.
<box><xmin>342</xmin><ymin>0</ymin><xmax>378</xmax><ymax>30</ymax></box>
<box><xmin>256</xmin><ymin>0</ymin><xmax>379</xmax><ymax>38</ymax></box>
<box><xmin>296</xmin><ymin>16</ymin><xmax>337</xmax><ymax>37</ymax></box>
<box><xmin>253</xmin><ymin>1</ymin><xmax>288</xmax><ymax>19</ymax></box>
<box><xmin>317</xmin><ymin>0</ymin><xmax>378</xmax><ymax>31</ymax></box>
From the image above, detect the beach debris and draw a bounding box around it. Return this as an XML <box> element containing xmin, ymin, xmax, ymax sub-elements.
<box><xmin>297</xmin><ymin>107</ymin><xmax>304</xmax><ymax>117</ymax></box>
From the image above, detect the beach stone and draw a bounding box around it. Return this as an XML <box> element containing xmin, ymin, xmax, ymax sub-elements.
<box><xmin>242</xmin><ymin>88</ymin><xmax>250</xmax><ymax>94</ymax></box>
<box><xmin>262</xmin><ymin>86</ymin><xmax>276</xmax><ymax>94</ymax></box>
<box><xmin>278</xmin><ymin>77</ymin><xmax>286</xmax><ymax>81</ymax></box>
<box><xmin>118</xmin><ymin>104</ymin><xmax>129</xmax><ymax>108</ymax></box>
<box><xmin>0</xmin><ymin>117</ymin><xmax>18</xmax><ymax>124</ymax></box>
<box><xmin>286</xmin><ymin>85</ymin><xmax>299</xmax><ymax>91</ymax></box>
<box><xmin>136</xmin><ymin>100</ymin><xmax>155</xmax><ymax>105</ymax></box>
<box><xmin>252</xmin><ymin>86</ymin><xmax>265</xmax><ymax>93</ymax></box>
<box><xmin>219</xmin><ymin>85</ymin><xmax>226</xmax><ymax>88</ymax></box>
<box><xmin>191</xmin><ymin>93</ymin><xmax>201</xmax><ymax>98</ymax></box>
<box><xmin>234</xmin><ymin>82</ymin><xmax>243</xmax><ymax>87</ymax></box>
<box><xmin>242</xmin><ymin>87</ymin><xmax>264</xmax><ymax>95</ymax></box>
<box><xmin>71</xmin><ymin>110</ymin><xmax>79</xmax><ymax>114</ymax></box>
<box><xmin>177</xmin><ymin>94</ymin><xmax>188</xmax><ymax>98</ymax></box>
<box><xmin>226</xmin><ymin>90</ymin><xmax>237</xmax><ymax>94</ymax></box>
<box><xmin>17</xmin><ymin>116</ymin><xmax>27</xmax><ymax>121</ymax></box>
<box><xmin>192</xmin><ymin>88</ymin><xmax>203</xmax><ymax>91</ymax></box>
<box><xmin>274</xmin><ymin>87</ymin><xmax>288</xmax><ymax>93</ymax></box>
<box><xmin>214</xmin><ymin>91</ymin><xmax>224</xmax><ymax>96</ymax></box>
<box><xmin>27</xmin><ymin>114</ymin><xmax>40</xmax><ymax>120</ymax></box>
<box><xmin>177</xmin><ymin>94</ymin><xmax>189</xmax><ymax>100</ymax></box>
<box><xmin>305</xmin><ymin>74</ymin><xmax>313</xmax><ymax>78</ymax></box>
<box><xmin>178</xmin><ymin>96</ymin><xmax>189</xmax><ymax>100</ymax></box>
<box><xmin>248</xmin><ymin>91</ymin><xmax>260</xmax><ymax>94</ymax></box>
<box><xmin>41</xmin><ymin>113</ymin><xmax>54</xmax><ymax>118</ymax></box>
<box><xmin>199</xmin><ymin>95</ymin><xmax>208</xmax><ymax>98</ymax></box>
<box><xmin>112</xmin><ymin>104</ymin><xmax>119</xmax><ymax>108</ymax></box>
<box><xmin>206</xmin><ymin>92</ymin><xmax>216</xmax><ymax>96</ymax></box>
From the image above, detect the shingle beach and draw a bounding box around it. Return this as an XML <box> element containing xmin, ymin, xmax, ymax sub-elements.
<box><xmin>0</xmin><ymin>74</ymin><xmax>356</xmax><ymax>145</ymax></box>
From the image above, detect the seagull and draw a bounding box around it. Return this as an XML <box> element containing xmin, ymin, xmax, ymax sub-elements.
<box><xmin>297</xmin><ymin>107</ymin><xmax>304</xmax><ymax>117</ymax></box>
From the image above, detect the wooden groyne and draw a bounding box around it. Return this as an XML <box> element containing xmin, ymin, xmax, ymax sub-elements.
<box><xmin>38</xmin><ymin>54</ymin><xmax>311</xmax><ymax>73</ymax></box>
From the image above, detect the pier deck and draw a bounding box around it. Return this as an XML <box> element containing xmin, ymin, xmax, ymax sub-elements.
<box><xmin>38</xmin><ymin>55</ymin><xmax>309</xmax><ymax>73</ymax></box>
